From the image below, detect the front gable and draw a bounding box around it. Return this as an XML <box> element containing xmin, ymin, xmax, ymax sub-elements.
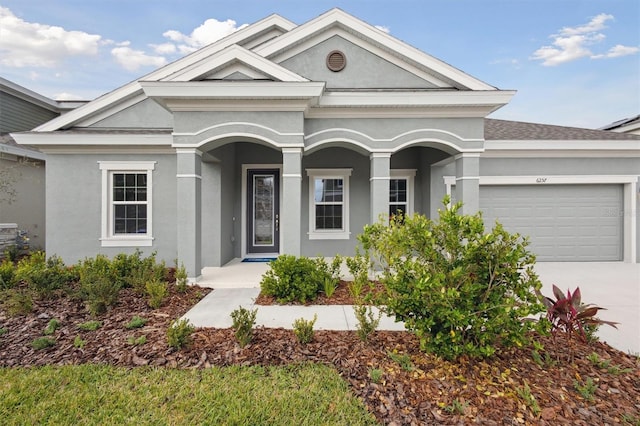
<box><xmin>280</xmin><ymin>35</ymin><xmax>441</xmax><ymax>89</ymax></box>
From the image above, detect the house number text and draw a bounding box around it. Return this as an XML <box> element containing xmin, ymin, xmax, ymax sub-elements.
<box><xmin>536</xmin><ymin>177</ymin><xmax>548</xmax><ymax>183</ymax></box>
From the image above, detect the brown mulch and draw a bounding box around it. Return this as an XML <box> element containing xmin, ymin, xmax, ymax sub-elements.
<box><xmin>1</xmin><ymin>285</ymin><xmax>639</xmax><ymax>425</ymax></box>
<box><xmin>255</xmin><ymin>279</ymin><xmax>384</xmax><ymax>305</ymax></box>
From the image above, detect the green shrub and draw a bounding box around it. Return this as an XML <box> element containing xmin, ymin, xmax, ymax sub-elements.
<box><xmin>174</xmin><ymin>261</ymin><xmax>188</xmax><ymax>293</ymax></box>
<box><xmin>128</xmin><ymin>335</ymin><xmax>147</xmax><ymax>346</ymax></box>
<box><xmin>14</xmin><ymin>252</ymin><xmax>75</xmax><ymax>298</ymax></box>
<box><xmin>345</xmin><ymin>251</ymin><xmax>372</xmax><ymax>302</ymax></box>
<box><xmin>354</xmin><ymin>305</ymin><xmax>381</xmax><ymax>342</ymax></box>
<box><xmin>167</xmin><ymin>318</ymin><xmax>195</xmax><ymax>350</ymax></box>
<box><xmin>231</xmin><ymin>306</ymin><xmax>258</xmax><ymax>348</ymax></box>
<box><xmin>78</xmin><ymin>320</ymin><xmax>102</xmax><ymax>331</ymax></box>
<box><xmin>368</xmin><ymin>368</ymin><xmax>383</xmax><ymax>383</ymax></box>
<box><xmin>31</xmin><ymin>336</ymin><xmax>56</xmax><ymax>350</ymax></box>
<box><xmin>292</xmin><ymin>314</ymin><xmax>317</xmax><ymax>344</ymax></box>
<box><xmin>78</xmin><ymin>255</ymin><xmax>122</xmax><ymax>316</ymax></box>
<box><xmin>0</xmin><ymin>327</ymin><xmax>7</xmax><ymax>336</ymax></box>
<box><xmin>359</xmin><ymin>197</ymin><xmax>545</xmax><ymax>360</ymax></box>
<box><xmin>43</xmin><ymin>318</ymin><xmax>61</xmax><ymax>335</ymax></box>
<box><xmin>125</xmin><ymin>316</ymin><xmax>148</xmax><ymax>329</ymax></box>
<box><xmin>2</xmin><ymin>289</ymin><xmax>33</xmax><ymax>316</ymax></box>
<box><xmin>145</xmin><ymin>278</ymin><xmax>168</xmax><ymax>309</ymax></box>
<box><xmin>0</xmin><ymin>258</ymin><xmax>15</xmax><ymax>289</ymax></box>
<box><xmin>260</xmin><ymin>255</ymin><xmax>336</xmax><ymax>303</ymax></box>
<box><xmin>73</xmin><ymin>335</ymin><xmax>86</xmax><ymax>348</ymax></box>
<box><xmin>112</xmin><ymin>250</ymin><xmax>166</xmax><ymax>289</ymax></box>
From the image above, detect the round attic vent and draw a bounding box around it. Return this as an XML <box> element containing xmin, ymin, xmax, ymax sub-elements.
<box><xmin>326</xmin><ymin>50</ymin><xmax>346</xmax><ymax>72</ymax></box>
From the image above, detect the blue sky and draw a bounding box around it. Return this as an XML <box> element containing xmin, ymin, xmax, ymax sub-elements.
<box><xmin>1</xmin><ymin>0</ymin><xmax>638</xmax><ymax>129</ymax></box>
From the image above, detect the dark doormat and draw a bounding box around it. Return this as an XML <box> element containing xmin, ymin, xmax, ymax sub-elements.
<box><xmin>241</xmin><ymin>258</ymin><xmax>276</xmax><ymax>262</ymax></box>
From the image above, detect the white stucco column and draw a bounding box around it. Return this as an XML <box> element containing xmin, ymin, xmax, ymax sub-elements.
<box><xmin>281</xmin><ymin>147</ymin><xmax>302</xmax><ymax>256</ymax></box>
<box><xmin>454</xmin><ymin>153</ymin><xmax>480</xmax><ymax>215</ymax></box>
<box><xmin>176</xmin><ymin>148</ymin><xmax>202</xmax><ymax>282</ymax></box>
<box><xmin>370</xmin><ymin>152</ymin><xmax>392</xmax><ymax>223</ymax></box>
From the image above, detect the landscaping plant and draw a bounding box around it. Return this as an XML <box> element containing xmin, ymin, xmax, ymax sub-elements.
<box><xmin>174</xmin><ymin>261</ymin><xmax>189</xmax><ymax>293</ymax></box>
<box><xmin>125</xmin><ymin>316</ymin><xmax>147</xmax><ymax>329</ymax></box>
<box><xmin>0</xmin><ymin>258</ymin><xmax>15</xmax><ymax>289</ymax></box>
<box><xmin>167</xmin><ymin>318</ymin><xmax>195</xmax><ymax>350</ymax></box>
<box><xmin>260</xmin><ymin>255</ymin><xmax>339</xmax><ymax>303</ymax></box>
<box><xmin>14</xmin><ymin>252</ymin><xmax>76</xmax><ymax>298</ymax></box>
<box><xmin>358</xmin><ymin>197</ymin><xmax>545</xmax><ymax>360</ymax></box>
<box><xmin>31</xmin><ymin>336</ymin><xmax>56</xmax><ymax>350</ymax></box>
<box><xmin>538</xmin><ymin>285</ymin><xmax>618</xmax><ymax>343</ymax></box>
<box><xmin>292</xmin><ymin>314</ymin><xmax>317</xmax><ymax>344</ymax></box>
<box><xmin>145</xmin><ymin>278</ymin><xmax>168</xmax><ymax>309</ymax></box>
<box><xmin>78</xmin><ymin>255</ymin><xmax>122</xmax><ymax>315</ymax></box>
<box><xmin>78</xmin><ymin>320</ymin><xmax>102</xmax><ymax>331</ymax></box>
<box><xmin>43</xmin><ymin>318</ymin><xmax>61</xmax><ymax>335</ymax></box>
<box><xmin>231</xmin><ymin>306</ymin><xmax>258</xmax><ymax>348</ymax></box>
<box><xmin>353</xmin><ymin>304</ymin><xmax>381</xmax><ymax>342</ymax></box>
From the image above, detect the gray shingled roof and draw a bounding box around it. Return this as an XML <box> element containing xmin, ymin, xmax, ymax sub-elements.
<box><xmin>485</xmin><ymin>118</ymin><xmax>640</xmax><ymax>141</ymax></box>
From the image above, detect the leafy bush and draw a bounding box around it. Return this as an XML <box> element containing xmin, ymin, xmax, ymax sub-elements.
<box><xmin>14</xmin><ymin>252</ymin><xmax>76</xmax><ymax>298</ymax></box>
<box><xmin>2</xmin><ymin>289</ymin><xmax>33</xmax><ymax>316</ymax></box>
<box><xmin>231</xmin><ymin>306</ymin><xmax>258</xmax><ymax>348</ymax></box>
<box><xmin>359</xmin><ymin>197</ymin><xmax>545</xmax><ymax>360</ymax></box>
<box><xmin>127</xmin><ymin>335</ymin><xmax>147</xmax><ymax>346</ymax></box>
<box><xmin>43</xmin><ymin>319</ymin><xmax>61</xmax><ymax>335</ymax></box>
<box><xmin>353</xmin><ymin>305</ymin><xmax>381</xmax><ymax>342</ymax></box>
<box><xmin>292</xmin><ymin>314</ymin><xmax>317</xmax><ymax>344</ymax></box>
<box><xmin>113</xmin><ymin>250</ymin><xmax>166</xmax><ymax>289</ymax></box>
<box><xmin>145</xmin><ymin>278</ymin><xmax>168</xmax><ymax>309</ymax></box>
<box><xmin>167</xmin><ymin>318</ymin><xmax>195</xmax><ymax>350</ymax></box>
<box><xmin>78</xmin><ymin>320</ymin><xmax>102</xmax><ymax>331</ymax></box>
<box><xmin>345</xmin><ymin>251</ymin><xmax>372</xmax><ymax>302</ymax></box>
<box><xmin>0</xmin><ymin>258</ymin><xmax>15</xmax><ymax>289</ymax></box>
<box><xmin>538</xmin><ymin>285</ymin><xmax>618</xmax><ymax>343</ymax></box>
<box><xmin>260</xmin><ymin>255</ymin><xmax>324</xmax><ymax>303</ymax></box>
<box><xmin>78</xmin><ymin>255</ymin><xmax>121</xmax><ymax>316</ymax></box>
<box><xmin>125</xmin><ymin>316</ymin><xmax>148</xmax><ymax>329</ymax></box>
<box><xmin>174</xmin><ymin>261</ymin><xmax>188</xmax><ymax>293</ymax></box>
<box><xmin>31</xmin><ymin>336</ymin><xmax>56</xmax><ymax>350</ymax></box>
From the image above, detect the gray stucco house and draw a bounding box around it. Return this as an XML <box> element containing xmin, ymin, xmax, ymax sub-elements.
<box><xmin>12</xmin><ymin>9</ymin><xmax>640</xmax><ymax>281</ymax></box>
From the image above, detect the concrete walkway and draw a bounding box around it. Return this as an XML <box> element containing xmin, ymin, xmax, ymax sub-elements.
<box><xmin>182</xmin><ymin>260</ymin><xmax>639</xmax><ymax>354</ymax></box>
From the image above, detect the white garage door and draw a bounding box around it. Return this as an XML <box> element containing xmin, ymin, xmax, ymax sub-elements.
<box><xmin>480</xmin><ymin>185</ymin><xmax>623</xmax><ymax>261</ymax></box>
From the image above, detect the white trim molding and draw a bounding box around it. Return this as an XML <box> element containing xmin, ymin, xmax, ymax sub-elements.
<box><xmin>306</xmin><ymin>168</ymin><xmax>353</xmax><ymax>240</ymax></box>
<box><xmin>99</xmin><ymin>161</ymin><xmax>156</xmax><ymax>247</ymax></box>
<box><xmin>444</xmin><ymin>174</ymin><xmax>638</xmax><ymax>263</ymax></box>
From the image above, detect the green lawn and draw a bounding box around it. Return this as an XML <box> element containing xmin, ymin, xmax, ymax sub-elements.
<box><xmin>0</xmin><ymin>363</ymin><xmax>379</xmax><ymax>425</ymax></box>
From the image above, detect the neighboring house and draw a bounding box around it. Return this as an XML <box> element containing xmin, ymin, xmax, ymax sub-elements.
<box><xmin>599</xmin><ymin>115</ymin><xmax>640</xmax><ymax>135</ymax></box>
<box><xmin>0</xmin><ymin>77</ymin><xmax>86</xmax><ymax>251</ymax></box>
<box><xmin>12</xmin><ymin>9</ymin><xmax>640</xmax><ymax>281</ymax></box>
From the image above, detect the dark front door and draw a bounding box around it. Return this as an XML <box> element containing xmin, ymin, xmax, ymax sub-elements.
<box><xmin>247</xmin><ymin>169</ymin><xmax>280</xmax><ymax>254</ymax></box>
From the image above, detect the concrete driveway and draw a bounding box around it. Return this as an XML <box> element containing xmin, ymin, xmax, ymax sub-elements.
<box><xmin>534</xmin><ymin>262</ymin><xmax>640</xmax><ymax>354</ymax></box>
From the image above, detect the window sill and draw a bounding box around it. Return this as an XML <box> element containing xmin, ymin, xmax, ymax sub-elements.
<box><xmin>308</xmin><ymin>232</ymin><xmax>350</xmax><ymax>240</ymax></box>
<box><xmin>100</xmin><ymin>236</ymin><xmax>153</xmax><ymax>247</ymax></box>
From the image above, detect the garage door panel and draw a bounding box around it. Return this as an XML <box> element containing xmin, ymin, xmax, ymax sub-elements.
<box><xmin>480</xmin><ymin>185</ymin><xmax>623</xmax><ymax>261</ymax></box>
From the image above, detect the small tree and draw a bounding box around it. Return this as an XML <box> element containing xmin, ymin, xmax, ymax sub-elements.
<box><xmin>359</xmin><ymin>197</ymin><xmax>545</xmax><ymax>360</ymax></box>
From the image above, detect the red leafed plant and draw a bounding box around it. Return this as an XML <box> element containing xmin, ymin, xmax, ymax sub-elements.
<box><xmin>539</xmin><ymin>285</ymin><xmax>618</xmax><ymax>343</ymax></box>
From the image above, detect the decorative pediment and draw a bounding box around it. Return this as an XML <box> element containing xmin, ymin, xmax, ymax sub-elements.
<box><xmin>162</xmin><ymin>45</ymin><xmax>308</xmax><ymax>83</ymax></box>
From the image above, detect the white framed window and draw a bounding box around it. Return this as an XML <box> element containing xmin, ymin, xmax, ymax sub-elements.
<box><xmin>307</xmin><ymin>168</ymin><xmax>352</xmax><ymax>240</ymax></box>
<box><xmin>99</xmin><ymin>161</ymin><xmax>156</xmax><ymax>247</ymax></box>
<box><xmin>389</xmin><ymin>169</ymin><xmax>416</xmax><ymax>218</ymax></box>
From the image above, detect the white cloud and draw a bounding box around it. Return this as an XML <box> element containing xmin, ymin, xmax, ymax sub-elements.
<box><xmin>111</xmin><ymin>46</ymin><xmax>167</xmax><ymax>72</ymax></box>
<box><xmin>161</xmin><ymin>18</ymin><xmax>248</xmax><ymax>53</ymax></box>
<box><xmin>530</xmin><ymin>13</ymin><xmax>636</xmax><ymax>66</ymax></box>
<box><xmin>591</xmin><ymin>44</ymin><xmax>639</xmax><ymax>59</ymax></box>
<box><xmin>54</xmin><ymin>92</ymin><xmax>85</xmax><ymax>100</ymax></box>
<box><xmin>150</xmin><ymin>42</ymin><xmax>177</xmax><ymax>55</ymax></box>
<box><xmin>0</xmin><ymin>6</ymin><xmax>101</xmax><ymax>68</ymax></box>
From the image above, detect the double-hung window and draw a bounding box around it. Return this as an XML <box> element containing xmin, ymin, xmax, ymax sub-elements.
<box><xmin>307</xmin><ymin>169</ymin><xmax>351</xmax><ymax>239</ymax></box>
<box><xmin>99</xmin><ymin>161</ymin><xmax>155</xmax><ymax>247</ymax></box>
<box><xmin>389</xmin><ymin>170</ymin><xmax>415</xmax><ymax>218</ymax></box>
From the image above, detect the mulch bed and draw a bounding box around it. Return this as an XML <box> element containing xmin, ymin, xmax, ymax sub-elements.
<box><xmin>255</xmin><ymin>280</ymin><xmax>383</xmax><ymax>305</ymax></box>
<box><xmin>1</xmin><ymin>285</ymin><xmax>639</xmax><ymax>425</ymax></box>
